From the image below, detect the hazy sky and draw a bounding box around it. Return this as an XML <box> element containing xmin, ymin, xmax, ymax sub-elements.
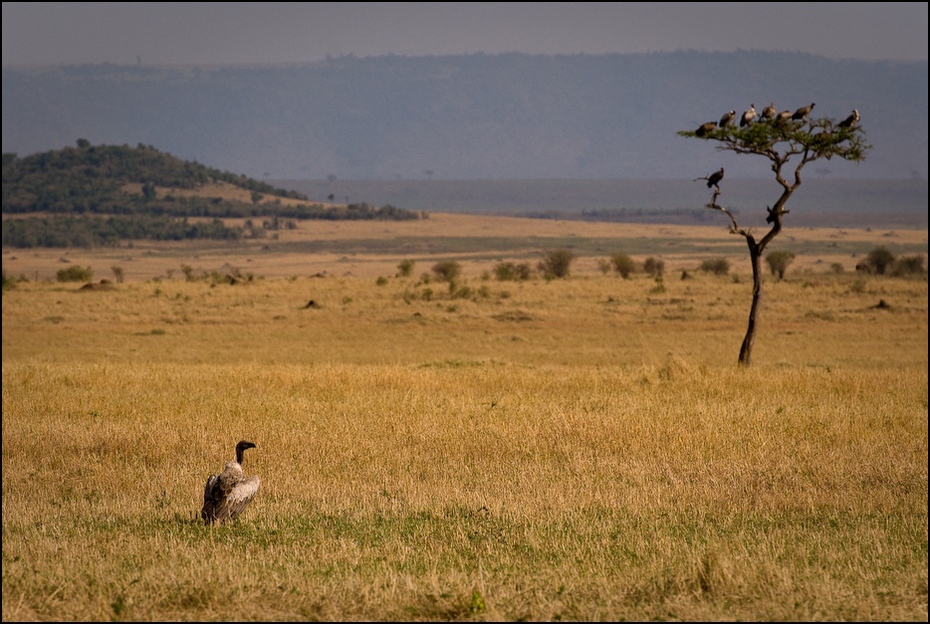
<box><xmin>2</xmin><ymin>2</ymin><xmax>927</xmax><ymax>67</ymax></box>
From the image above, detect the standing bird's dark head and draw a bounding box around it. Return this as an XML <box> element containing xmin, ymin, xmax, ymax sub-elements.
<box><xmin>235</xmin><ymin>440</ymin><xmax>256</xmax><ymax>464</ymax></box>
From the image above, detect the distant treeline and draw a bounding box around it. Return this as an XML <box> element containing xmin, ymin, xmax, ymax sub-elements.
<box><xmin>2</xmin><ymin>214</ymin><xmax>242</xmax><ymax>248</ymax></box>
<box><xmin>1</xmin><ymin>142</ymin><xmax>422</xmax><ymax>247</ymax></box>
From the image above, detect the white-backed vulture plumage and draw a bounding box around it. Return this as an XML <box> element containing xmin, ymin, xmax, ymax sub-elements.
<box><xmin>719</xmin><ymin>110</ymin><xmax>736</xmax><ymax>127</ymax></box>
<box><xmin>776</xmin><ymin>110</ymin><xmax>793</xmax><ymax>121</ymax></box>
<box><xmin>838</xmin><ymin>109</ymin><xmax>860</xmax><ymax>128</ymax></box>
<box><xmin>740</xmin><ymin>104</ymin><xmax>756</xmax><ymax>127</ymax></box>
<box><xmin>760</xmin><ymin>102</ymin><xmax>777</xmax><ymax>120</ymax></box>
<box><xmin>202</xmin><ymin>440</ymin><xmax>260</xmax><ymax>526</ymax></box>
<box><xmin>792</xmin><ymin>103</ymin><xmax>815</xmax><ymax>121</ymax></box>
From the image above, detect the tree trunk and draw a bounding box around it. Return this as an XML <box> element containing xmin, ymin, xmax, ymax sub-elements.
<box><xmin>738</xmin><ymin>238</ymin><xmax>764</xmax><ymax>367</ymax></box>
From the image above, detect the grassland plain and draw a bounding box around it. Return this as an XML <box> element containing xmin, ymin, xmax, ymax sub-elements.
<box><xmin>2</xmin><ymin>215</ymin><xmax>928</xmax><ymax>620</ymax></box>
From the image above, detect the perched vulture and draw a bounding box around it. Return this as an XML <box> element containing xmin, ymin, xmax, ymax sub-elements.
<box><xmin>838</xmin><ymin>109</ymin><xmax>860</xmax><ymax>128</ymax></box>
<box><xmin>707</xmin><ymin>167</ymin><xmax>724</xmax><ymax>189</ymax></box>
<box><xmin>760</xmin><ymin>102</ymin><xmax>777</xmax><ymax>120</ymax></box>
<box><xmin>695</xmin><ymin>122</ymin><xmax>718</xmax><ymax>137</ymax></box>
<box><xmin>740</xmin><ymin>104</ymin><xmax>756</xmax><ymax>127</ymax></box>
<box><xmin>791</xmin><ymin>103</ymin><xmax>815</xmax><ymax>121</ymax></box>
<box><xmin>718</xmin><ymin>110</ymin><xmax>736</xmax><ymax>127</ymax></box>
<box><xmin>776</xmin><ymin>110</ymin><xmax>793</xmax><ymax>121</ymax></box>
<box><xmin>202</xmin><ymin>440</ymin><xmax>260</xmax><ymax>526</ymax></box>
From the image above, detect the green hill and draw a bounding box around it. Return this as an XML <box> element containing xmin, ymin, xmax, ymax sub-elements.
<box><xmin>1</xmin><ymin>141</ymin><xmax>421</xmax><ymax>248</ymax></box>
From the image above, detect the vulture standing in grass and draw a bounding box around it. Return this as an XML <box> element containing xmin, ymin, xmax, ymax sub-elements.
<box><xmin>838</xmin><ymin>109</ymin><xmax>860</xmax><ymax>128</ymax></box>
<box><xmin>719</xmin><ymin>110</ymin><xmax>736</xmax><ymax>127</ymax></box>
<box><xmin>740</xmin><ymin>104</ymin><xmax>756</xmax><ymax>127</ymax></box>
<box><xmin>202</xmin><ymin>440</ymin><xmax>260</xmax><ymax>526</ymax></box>
<box><xmin>792</xmin><ymin>103</ymin><xmax>815</xmax><ymax>121</ymax></box>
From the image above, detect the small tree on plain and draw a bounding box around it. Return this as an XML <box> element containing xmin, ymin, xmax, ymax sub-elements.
<box><xmin>700</xmin><ymin>258</ymin><xmax>730</xmax><ymax>276</ymax></box>
<box><xmin>679</xmin><ymin>107</ymin><xmax>869</xmax><ymax>366</ymax></box>
<box><xmin>538</xmin><ymin>249</ymin><xmax>574</xmax><ymax>279</ymax></box>
<box><xmin>643</xmin><ymin>257</ymin><xmax>665</xmax><ymax>278</ymax></box>
<box><xmin>863</xmin><ymin>247</ymin><xmax>896</xmax><ymax>275</ymax></box>
<box><xmin>765</xmin><ymin>250</ymin><xmax>796</xmax><ymax>280</ymax></box>
<box><xmin>431</xmin><ymin>260</ymin><xmax>461</xmax><ymax>286</ymax></box>
<box><xmin>610</xmin><ymin>253</ymin><xmax>636</xmax><ymax>278</ymax></box>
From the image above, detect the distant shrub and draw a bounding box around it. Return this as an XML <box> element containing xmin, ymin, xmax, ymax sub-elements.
<box><xmin>494</xmin><ymin>261</ymin><xmax>532</xmax><ymax>281</ymax></box>
<box><xmin>643</xmin><ymin>257</ymin><xmax>665</xmax><ymax>278</ymax></box>
<box><xmin>397</xmin><ymin>259</ymin><xmax>415</xmax><ymax>277</ymax></box>
<box><xmin>596</xmin><ymin>259</ymin><xmax>612</xmax><ymax>274</ymax></box>
<box><xmin>539</xmin><ymin>249</ymin><xmax>574</xmax><ymax>279</ymax></box>
<box><xmin>610</xmin><ymin>253</ymin><xmax>636</xmax><ymax>278</ymax></box>
<box><xmin>861</xmin><ymin>247</ymin><xmax>896</xmax><ymax>275</ymax></box>
<box><xmin>2</xmin><ymin>270</ymin><xmax>15</xmax><ymax>291</ymax></box>
<box><xmin>830</xmin><ymin>262</ymin><xmax>845</xmax><ymax>274</ymax></box>
<box><xmin>57</xmin><ymin>265</ymin><xmax>93</xmax><ymax>282</ymax></box>
<box><xmin>376</xmin><ymin>276</ymin><xmax>389</xmax><ymax>286</ymax></box>
<box><xmin>765</xmin><ymin>250</ymin><xmax>796</xmax><ymax>280</ymax></box>
<box><xmin>431</xmin><ymin>261</ymin><xmax>461</xmax><ymax>283</ymax></box>
<box><xmin>700</xmin><ymin>258</ymin><xmax>730</xmax><ymax>276</ymax></box>
<box><xmin>891</xmin><ymin>254</ymin><xmax>926</xmax><ymax>277</ymax></box>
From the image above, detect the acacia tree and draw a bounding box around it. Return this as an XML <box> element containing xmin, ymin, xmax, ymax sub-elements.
<box><xmin>679</xmin><ymin>110</ymin><xmax>870</xmax><ymax>366</ymax></box>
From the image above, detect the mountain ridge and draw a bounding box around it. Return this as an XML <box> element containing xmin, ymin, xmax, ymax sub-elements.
<box><xmin>2</xmin><ymin>51</ymin><xmax>927</xmax><ymax>180</ymax></box>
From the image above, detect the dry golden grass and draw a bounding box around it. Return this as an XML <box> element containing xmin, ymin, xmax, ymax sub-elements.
<box><xmin>2</xmin><ymin>216</ymin><xmax>928</xmax><ymax>620</ymax></box>
<box><xmin>4</xmin><ymin>212</ymin><xmax>927</xmax><ymax>282</ymax></box>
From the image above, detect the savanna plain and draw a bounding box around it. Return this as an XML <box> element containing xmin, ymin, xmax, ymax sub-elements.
<box><xmin>2</xmin><ymin>213</ymin><xmax>928</xmax><ymax>621</ymax></box>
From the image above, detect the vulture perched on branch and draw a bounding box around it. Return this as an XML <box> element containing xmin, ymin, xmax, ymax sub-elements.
<box><xmin>792</xmin><ymin>103</ymin><xmax>815</xmax><ymax>121</ymax></box>
<box><xmin>695</xmin><ymin>122</ymin><xmax>718</xmax><ymax>137</ymax></box>
<box><xmin>740</xmin><ymin>104</ymin><xmax>756</xmax><ymax>127</ymax></box>
<box><xmin>202</xmin><ymin>440</ymin><xmax>260</xmax><ymax>526</ymax></box>
<box><xmin>706</xmin><ymin>167</ymin><xmax>725</xmax><ymax>190</ymax></box>
<box><xmin>838</xmin><ymin>109</ymin><xmax>860</xmax><ymax>128</ymax></box>
<box><xmin>760</xmin><ymin>102</ymin><xmax>777</xmax><ymax>120</ymax></box>
<box><xmin>719</xmin><ymin>110</ymin><xmax>736</xmax><ymax>128</ymax></box>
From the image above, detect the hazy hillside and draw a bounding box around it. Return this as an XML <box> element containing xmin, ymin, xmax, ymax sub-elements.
<box><xmin>2</xmin><ymin>51</ymin><xmax>927</xmax><ymax>180</ymax></box>
<box><xmin>1</xmin><ymin>142</ymin><xmax>420</xmax><ymax>248</ymax></box>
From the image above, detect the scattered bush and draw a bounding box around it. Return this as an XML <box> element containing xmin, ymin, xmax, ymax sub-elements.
<box><xmin>860</xmin><ymin>247</ymin><xmax>896</xmax><ymax>275</ymax></box>
<box><xmin>700</xmin><ymin>258</ymin><xmax>730</xmax><ymax>276</ymax></box>
<box><xmin>57</xmin><ymin>265</ymin><xmax>93</xmax><ymax>282</ymax></box>
<box><xmin>830</xmin><ymin>263</ymin><xmax>845</xmax><ymax>274</ymax></box>
<box><xmin>397</xmin><ymin>259</ymin><xmax>415</xmax><ymax>277</ymax></box>
<box><xmin>539</xmin><ymin>249</ymin><xmax>575</xmax><ymax>279</ymax></box>
<box><xmin>431</xmin><ymin>261</ymin><xmax>461</xmax><ymax>283</ymax></box>
<box><xmin>765</xmin><ymin>250</ymin><xmax>796</xmax><ymax>280</ymax></box>
<box><xmin>609</xmin><ymin>253</ymin><xmax>636</xmax><ymax>278</ymax></box>
<box><xmin>891</xmin><ymin>254</ymin><xmax>926</xmax><ymax>277</ymax></box>
<box><xmin>643</xmin><ymin>257</ymin><xmax>665</xmax><ymax>278</ymax></box>
<box><xmin>494</xmin><ymin>261</ymin><xmax>532</xmax><ymax>281</ymax></box>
